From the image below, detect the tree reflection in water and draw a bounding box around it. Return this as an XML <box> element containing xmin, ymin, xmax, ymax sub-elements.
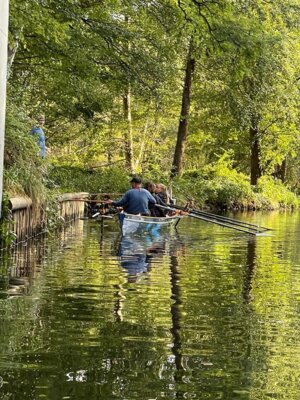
<box><xmin>243</xmin><ymin>238</ymin><xmax>257</xmax><ymax>304</ymax></box>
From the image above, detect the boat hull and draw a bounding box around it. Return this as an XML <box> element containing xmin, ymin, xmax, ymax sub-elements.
<box><xmin>120</xmin><ymin>213</ymin><xmax>182</xmax><ymax>235</ymax></box>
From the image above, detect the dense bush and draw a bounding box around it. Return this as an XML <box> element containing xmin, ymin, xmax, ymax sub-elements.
<box><xmin>48</xmin><ymin>166</ymin><xmax>130</xmax><ymax>194</ymax></box>
<box><xmin>172</xmin><ymin>156</ymin><xmax>299</xmax><ymax>210</ymax></box>
<box><xmin>255</xmin><ymin>176</ymin><xmax>299</xmax><ymax>209</ymax></box>
<box><xmin>4</xmin><ymin>105</ymin><xmax>48</xmax><ymax>203</ymax></box>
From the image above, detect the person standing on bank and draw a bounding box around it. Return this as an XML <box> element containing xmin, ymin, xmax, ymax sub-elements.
<box><xmin>108</xmin><ymin>176</ymin><xmax>156</xmax><ymax>215</ymax></box>
<box><xmin>31</xmin><ymin>114</ymin><xmax>47</xmax><ymax>158</ymax></box>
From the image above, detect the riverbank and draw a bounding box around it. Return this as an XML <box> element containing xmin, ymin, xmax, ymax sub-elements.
<box><xmin>1</xmin><ymin>163</ymin><xmax>298</xmax><ymax>247</ymax></box>
<box><xmin>49</xmin><ymin>165</ymin><xmax>300</xmax><ymax>211</ymax></box>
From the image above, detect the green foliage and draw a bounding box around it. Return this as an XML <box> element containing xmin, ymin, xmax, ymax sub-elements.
<box><xmin>173</xmin><ymin>155</ymin><xmax>253</xmax><ymax>208</ymax></box>
<box><xmin>4</xmin><ymin>104</ymin><xmax>48</xmax><ymax>203</ymax></box>
<box><xmin>172</xmin><ymin>155</ymin><xmax>299</xmax><ymax>210</ymax></box>
<box><xmin>5</xmin><ymin>0</ymin><xmax>300</xmax><ymax>210</ymax></box>
<box><xmin>0</xmin><ymin>193</ymin><xmax>16</xmax><ymax>249</ymax></box>
<box><xmin>48</xmin><ymin>166</ymin><xmax>129</xmax><ymax>194</ymax></box>
<box><xmin>255</xmin><ymin>176</ymin><xmax>299</xmax><ymax>209</ymax></box>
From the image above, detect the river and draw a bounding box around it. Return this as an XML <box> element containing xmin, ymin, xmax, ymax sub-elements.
<box><xmin>0</xmin><ymin>211</ymin><xmax>299</xmax><ymax>399</ymax></box>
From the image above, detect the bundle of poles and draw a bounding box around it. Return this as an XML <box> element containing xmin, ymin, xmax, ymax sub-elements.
<box><xmin>156</xmin><ymin>204</ymin><xmax>271</xmax><ymax>236</ymax></box>
<box><xmin>72</xmin><ymin>198</ymin><xmax>272</xmax><ymax>236</ymax></box>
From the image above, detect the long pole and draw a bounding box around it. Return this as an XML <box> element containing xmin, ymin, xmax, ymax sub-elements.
<box><xmin>156</xmin><ymin>205</ymin><xmax>266</xmax><ymax>235</ymax></box>
<box><xmin>0</xmin><ymin>0</ymin><xmax>9</xmax><ymax>216</ymax></box>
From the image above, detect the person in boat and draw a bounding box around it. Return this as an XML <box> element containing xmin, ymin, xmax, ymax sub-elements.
<box><xmin>155</xmin><ymin>183</ymin><xmax>170</xmax><ymax>204</ymax></box>
<box><xmin>108</xmin><ymin>175</ymin><xmax>156</xmax><ymax>215</ymax></box>
<box><xmin>144</xmin><ymin>182</ymin><xmax>167</xmax><ymax>217</ymax></box>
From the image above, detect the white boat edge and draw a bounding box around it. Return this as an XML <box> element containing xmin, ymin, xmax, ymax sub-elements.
<box><xmin>120</xmin><ymin>213</ymin><xmax>183</xmax><ymax>235</ymax></box>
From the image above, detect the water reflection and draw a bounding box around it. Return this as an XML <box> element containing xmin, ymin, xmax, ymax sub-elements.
<box><xmin>116</xmin><ymin>231</ymin><xmax>169</xmax><ymax>282</ymax></box>
<box><xmin>1</xmin><ymin>214</ymin><xmax>300</xmax><ymax>399</ymax></box>
<box><xmin>169</xmin><ymin>253</ymin><xmax>185</xmax><ymax>400</ymax></box>
<box><xmin>0</xmin><ymin>237</ymin><xmax>46</xmax><ymax>298</ymax></box>
<box><xmin>243</xmin><ymin>238</ymin><xmax>257</xmax><ymax>304</ymax></box>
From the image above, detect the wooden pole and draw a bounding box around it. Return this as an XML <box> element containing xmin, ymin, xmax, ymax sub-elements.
<box><xmin>0</xmin><ymin>0</ymin><xmax>9</xmax><ymax>216</ymax></box>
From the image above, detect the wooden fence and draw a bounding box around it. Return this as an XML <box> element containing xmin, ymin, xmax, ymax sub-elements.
<box><xmin>9</xmin><ymin>192</ymin><xmax>89</xmax><ymax>243</ymax></box>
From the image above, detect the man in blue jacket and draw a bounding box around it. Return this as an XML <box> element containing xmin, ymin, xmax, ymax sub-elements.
<box><xmin>110</xmin><ymin>176</ymin><xmax>156</xmax><ymax>215</ymax></box>
<box><xmin>31</xmin><ymin>114</ymin><xmax>46</xmax><ymax>158</ymax></box>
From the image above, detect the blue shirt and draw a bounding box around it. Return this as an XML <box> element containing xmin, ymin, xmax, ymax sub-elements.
<box><xmin>31</xmin><ymin>126</ymin><xmax>46</xmax><ymax>158</ymax></box>
<box><xmin>113</xmin><ymin>188</ymin><xmax>156</xmax><ymax>215</ymax></box>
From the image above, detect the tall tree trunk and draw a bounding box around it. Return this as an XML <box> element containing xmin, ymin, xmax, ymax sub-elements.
<box><xmin>107</xmin><ymin>113</ymin><xmax>115</xmax><ymax>164</ymax></box>
<box><xmin>171</xmin><ymin>43</ymin><xmax>195</xmax><ymax>178</ymax></box>
<box><xmin>134</xmin><ymin>117</ymin><xmax>149</xmax><ymax>169</ymax></box>
<box><xmin>7</xmin><ymin>30</ymin><xmax>21</xmax><ymax>79</ymax></box>
<box><xmin>250</xmin><ymin>122</ymin><xmax>262</xmax><ymax>185</ymax></box>
<box><xmin>123</xmin><ymin>85</ymin><xmax>134</xmax><ymax>173</ymax></box>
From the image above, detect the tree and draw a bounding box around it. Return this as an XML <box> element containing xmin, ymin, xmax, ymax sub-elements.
<box><xmin>171</xmin><ymin>40</ymin><xmax>195</xmax><ymax>177</ymax></box>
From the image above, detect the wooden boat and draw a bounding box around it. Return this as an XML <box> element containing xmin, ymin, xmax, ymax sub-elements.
<box><xmin>120</xmin><ymin>212</ymin><xmax>183</xmax><ymax>235</ymax></box>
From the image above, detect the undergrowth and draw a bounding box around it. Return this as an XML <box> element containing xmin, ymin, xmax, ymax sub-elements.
<box><xmin>172</xmin><ymin>156</ymin><xmax>299</xmax><ymax>209</ymax></box>
<box><xmin>4</xmin><ymin>104</ymin><xmax>48</xmax><ymax>204</ymax></box>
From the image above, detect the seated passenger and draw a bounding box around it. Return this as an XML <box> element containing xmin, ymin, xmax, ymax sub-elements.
<box><xmin>155</xmin><ymin>183</ymin><xmax>169</xmax><ymax>204</ymax></box>
<box><xmin>144</xmin><ymin>182</ymin><xmax>167</xmax><ymax>217</ymax></box>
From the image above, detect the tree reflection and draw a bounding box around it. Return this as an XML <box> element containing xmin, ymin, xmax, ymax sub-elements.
<box><xmin>169</xmin><ymin>254</ymin><xmax>184</xmax><ymax>373</ymax></box>
<box><xmin>243</xmin><ymin>238</ymin><xmax>257</xmax><ymax>303</ymax></box>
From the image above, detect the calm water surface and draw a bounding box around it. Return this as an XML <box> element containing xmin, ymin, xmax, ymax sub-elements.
<box><xmin>0</xmin><ymin>211</ymin><xmax>300</xmax><ymax>399</ymax></box>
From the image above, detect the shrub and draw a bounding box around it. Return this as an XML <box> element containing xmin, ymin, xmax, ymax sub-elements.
<box><xmin>255</xmin><ymin>176</ymin><xmax>299</xmax><ymax>209</ymax></box>
<box><xmin>48</xmin><ymin>166</ymin><xmax>130</xmax><ymax>194</ymax></box>
<box><xmin>172</xmin><ymin>155</ymin><xmax>299</xmax><ymax>210</ymax></box>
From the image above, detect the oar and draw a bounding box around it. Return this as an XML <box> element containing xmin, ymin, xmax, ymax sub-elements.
<box><xmin>172</xmin><ymin>204</ymin><xmax>271</xmax><ymax>232</ymax></box>
<box><xmin>156</xmin><ymin>205</ymin><xmax>266</xmax><ymax>235</ymax></box>
<box><xmin>66</xmin><ymin>199</ymin><xmax>111</xmax><ymax>203</ymax></box>
<box><xmin>187</xmin><ymin>209</ymin><xmax>267</xmax><ymax>232</ymax></box>
<box><xmin>188</xmin><ymin>213</ymin><xmax>259</xmax><ymax>235</ymax></box>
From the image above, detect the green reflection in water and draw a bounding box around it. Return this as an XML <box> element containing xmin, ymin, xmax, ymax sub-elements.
<box><xmin>0</xmin><ymin>211</ymin><xmax>299</xmax><ymax>399</ymax></box>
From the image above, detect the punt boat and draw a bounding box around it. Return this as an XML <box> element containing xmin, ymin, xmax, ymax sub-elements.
<box><xmin>119</xmin><ymin>212</ymin><xmax>183</xmax><ymax>235</ymax></box>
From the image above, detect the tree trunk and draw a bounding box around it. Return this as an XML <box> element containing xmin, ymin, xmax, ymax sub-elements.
<box><xmin>273</xmin><ymin>159</ymin><xmax>286</xmax><ymax>182</ymax></box>
<box><xmin>171</xmin><ymin>43</ymin><xmax>195</xmax><ymax>178</ymax></box>
<box><xmin>107</xmin><ymin>115</ymin><xmax>113</xmax><ymax>164</ymax></box>
<box><xmin>134</xmin><ymin>117</ymin><xmax>149</xmax><ymax>169</ymax></box>
<box><xmin>122</xmin><ymin>15</ymin><xmax>134</xmax><ymax>173</ymax></box>
<box><xmin>7</xmin><ymin>28</ymin><xmax>23</xmax><ymax>80</ymax></box>
<box><xmin>250</xmin><ymin>123</ymin><xmax>262</xmax><ymax>185</ymax></box>
<box><xmin>123</xmin><ymin>86</ymin><xmax>134</xmax><ymax>173</ymax></box>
